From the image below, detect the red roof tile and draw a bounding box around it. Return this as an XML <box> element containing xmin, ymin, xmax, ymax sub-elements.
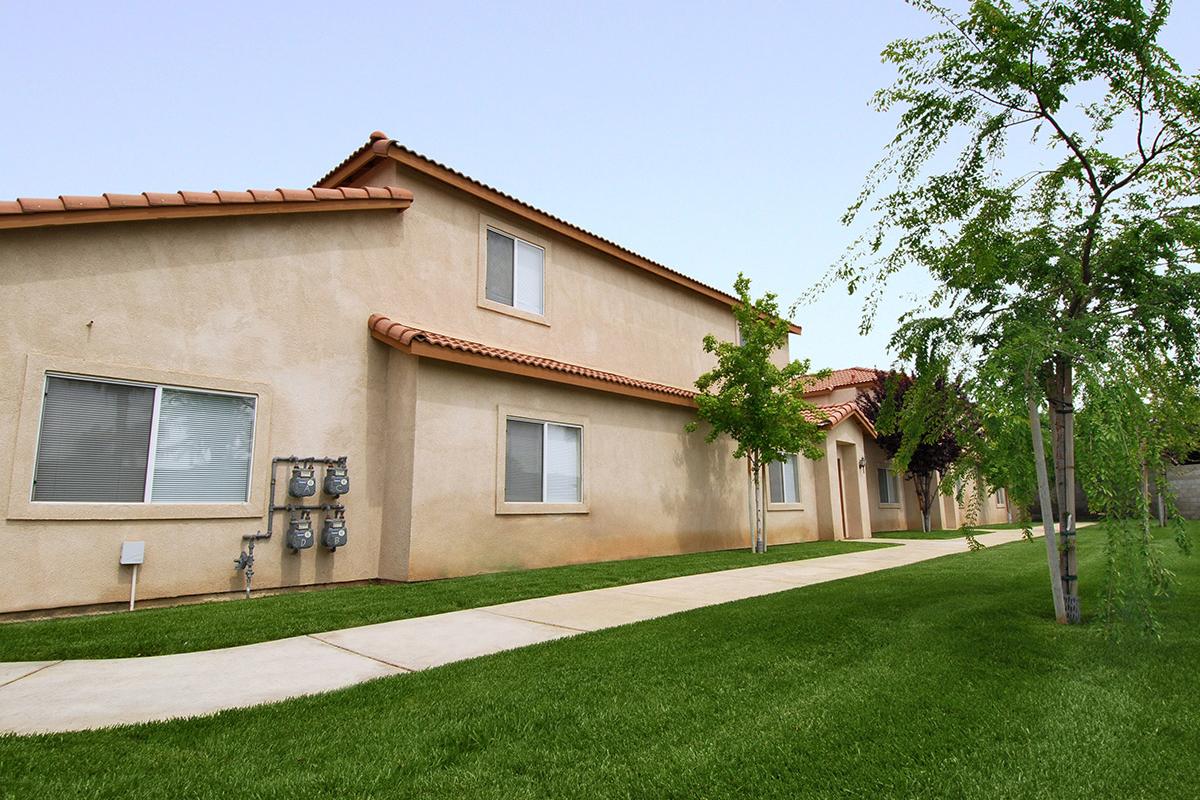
<box><xmin>369</xmin><ymin>314</ymin><xmax>696</xmax><ymax>404</ymax></box>
<box><xmin>0</xmin><ymin>186</ymin><xmax>414</xmax><ymax>230</ymax></box>
<box><xmin>368</xmin><ymin>314</ymin><xmax>878</xmax><ymax>433</ymax></box>
<box><xmin>324</xmin><ymin>132</ymin><xmax>802</xmax><ymax>335</ymax></box>
<box><xmin>804</xmin><ymin>367</ymin><xmax>883</xmax><ymax>395</ymax></box>
<box><xmin>805</xmin><ymin>401</ymin><xmax>878</xmax><ymax>437</ymax></box>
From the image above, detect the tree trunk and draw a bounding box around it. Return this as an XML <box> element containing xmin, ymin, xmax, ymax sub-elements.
<box><xmin>918</xmin><ymin>473</ymin><xmax>933</xmax><ymax>532</ymax></box>
<box><xmin>1048</xmin><ymin>358</ymin><xmax>1081</xmax><ymax>623</ymax></box>
<box><xmin>760</xmin><ymin>465</ymin><xmax>769</xmax><ymax>553</ymax></box>
<box><xmin>1028</xmin><ymin>393</ymin><xmax>1068</xmax><ymax>623</ymax></box>
<box><xmin>746</xmin><ymin>459</ymin><xmax>757</xmax><ymax>552</ymax></box>
<box><xmin>751</xmin><ymin>456</ymin><xmax>765</xmax><ymax>554</ymax></box>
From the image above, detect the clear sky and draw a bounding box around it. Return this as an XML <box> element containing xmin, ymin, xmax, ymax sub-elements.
<box><xmin>2</xmin><ymin>1</ymin><xmax>1196</xmax><ymax>372</ymax></box>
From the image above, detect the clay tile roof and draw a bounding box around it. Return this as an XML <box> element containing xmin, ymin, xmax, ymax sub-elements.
<box><xmin>0</xmin><ymin>186</ymin><xmax>414</xmax><ymax>230</ymax></box>
<box><xmin>368</xmin><ymin>314</ymin><xmax>697</xmax><ymax>406</ymax></box>
<box><xmin>323</xmin><ymin>132</ymin><xmax>801</xmax><ymax>335</ymax></box>
<box><xmin>804</xmin><ymin>367</ymin><xmax>883</xmax><ymax>395</ymax></box>
<box><xmin>805</xmin><ymin>401</ymin><xmax>878</xmax><ymax>437</ymax></box>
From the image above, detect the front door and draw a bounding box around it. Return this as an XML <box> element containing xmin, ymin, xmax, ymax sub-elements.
<box><xmin>836</xmin><ymin>457</ymin><xmax>847</xmax><ymax>538</ymax></box>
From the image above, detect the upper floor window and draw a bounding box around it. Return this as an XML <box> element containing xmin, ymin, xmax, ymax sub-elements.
<box><xmin>995</xmin><ymin>487</ymin><xmax>1007</xmax><ymax>507</ymax></box>
<box><xmin>33</xmin><ymin>374</ymin><xmax>256</xmax><ymax>504</ymax></box>
<box><xmin>768</xmin><ymin>454</ymin><xmax>802</xmax><ymax>505</ymax></box>
<box><xmin>877</xmin><ymin>467</ymin><xmax>901</xmax><ymax>505</ymax></box>
<box><xmin>486</xmin><ymin>227</ymin><xmax>544</xmax><ymax>316</ymax></box>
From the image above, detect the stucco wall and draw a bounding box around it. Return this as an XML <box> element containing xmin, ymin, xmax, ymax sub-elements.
<box><xmin>0</xmin><ymin>169</ymin><xmax>759</xmax><ymax>613</ymax></box>
<box><xmin>398</xmin><ymin>359</ymin><xmax>825</xmax><ymax>581</ymax></box>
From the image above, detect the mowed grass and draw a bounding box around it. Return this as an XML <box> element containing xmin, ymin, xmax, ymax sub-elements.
<box><xmin>871</xmin><ymin>528</ymin><xmax>971</xmax><ymax>539</ymax></box>
<box><xmin>874</xmin><ymin>521</ymin><xmax>1048</xmax><ymax>539</ymax></box>
<box><xmin>2</xmin><ymin>525</ymin><xmax>1197</xmax><ymax>799</ymax></box>
<box><xmin>0</xmin><ymin>539</ymin><xmax>887</xmax><ymax>661</ymax></box>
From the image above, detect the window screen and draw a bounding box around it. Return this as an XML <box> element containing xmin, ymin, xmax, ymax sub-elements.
<box><xmin>505</xmin><ymin>419</ymin><xmax>544</xmax><ymax>502</ymax></box>
<box><xmin>33</xmin><ymin>376</ymin><xmax>154</xmax><ymax>502</ymax></box>
<box><xmin>150</xmin><ymin>390</ymin><xmax>256</xmax><ymax>502</ymax></box>
<box><xmin>486</xmin><ymin>228</ymin><xmax>544</xmax><ymax>315</ymax></box>
<box><xmin>485</xmin><ymin>228</ymin><xmax>515</xmax><ymax>306</ymax></box>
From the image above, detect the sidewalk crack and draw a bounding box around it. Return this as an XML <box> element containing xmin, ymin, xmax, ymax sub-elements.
<box><xmin>305</xmin><ymin>635</ymin><xmax>413</xmax><ymax>672</ymax></box>
<box><xmin>0</xmin><ymin>661</ymin><xmax>63</xmax><ymax>689</ymax></box>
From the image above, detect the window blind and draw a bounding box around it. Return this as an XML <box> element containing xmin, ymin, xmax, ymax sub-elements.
<box><xmin>505</xmin><ymin>419</ymin><xmax>543</xmax><ymax>502</ymax></box>
<box><xmin>878</xmin><ymin>468</ymin><xmax>899</xmax><ymax>503</ymax></box>
<box><xmin>33</xmin><ymin>376</ymin><xmax>154</xmax><ymax>502</ymax></box>
<box><xmin>485</xmin><ymin>229</ymin><xmax>515</xmax><ymax>306</ymax></box>
<box><xmin>150</xmin><ymin>390</ymin><xmax>256</xmax><ymax>502</ymax></box>
<box><xmin>544</xmin><ymin>423</ymin><xmax>580</xmax><ymax>503</ymax></box>
<box><xmin>768</xmin><ymin>460</ymin><xmax>785</xmax><ymax>503</ymax></box>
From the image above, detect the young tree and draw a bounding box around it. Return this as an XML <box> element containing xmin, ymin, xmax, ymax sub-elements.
<box><xmin>688</xmin><ymin>274</ymin><xmax>828</xmax><ymax>553</ymax></box>
<box><xmin>858</xmin><ymin>367</ymin><xmax>965</xmax><ymax>532</ymax></box>
<box><xmin>834</xmin><ymin>0</ymin><xmax>1200</xmax><ymax>624</ymax></box>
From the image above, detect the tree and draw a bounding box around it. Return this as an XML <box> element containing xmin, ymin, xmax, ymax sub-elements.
<box><xmin>858</xmin><ymin>366</ymin><xmax>965</xmax><ymax>532</ymax></box>
<box><xmin>688</xmin><ymin>274</ymin><xmax>828</xmax><ymax>553</ymax></box>
<box><xmin>833</xmin><ymin>0</ymin><xmax>1200</xmax><ymax>624</ymax></box>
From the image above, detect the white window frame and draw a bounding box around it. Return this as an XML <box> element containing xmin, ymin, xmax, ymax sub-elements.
<box><xmin>495</xmin><ymin>405</ymin><xmax>588</xmax><ymax>515</ymax></box>
<box><xmin>877</xmin><ymin>466</ymin><xmax>902</xmax><ymax>507</ymax></box>
<box><xmin>767</xmin><ymin>454</ymin><xmax>805</xmax><ymax>510</ymax></box>
<box><xmin>33</xmin><ymin>371</ymin><xmax>258</xmax><ymax>505</ymax></box>
<box><xmin>477</xmin><ymin>215</ymin><xmax>552</xmax><ymax>326</ymax></box>
<box><xmin>995</xmin><ymin>487</ymin><xmax>1007</xmax><ymax>508</ymax></box>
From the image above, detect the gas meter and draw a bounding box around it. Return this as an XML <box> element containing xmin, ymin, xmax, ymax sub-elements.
<box><xmin>286</xmin><ymin>514</ymin><xmax>314</xmax><ymax>551</ymax></box>
<box><xmin>322</xmin><ymin>517</ymin><xmax>348</xmax><ymax>550</ymax></box>
<box><xmin>323</xmin><ymin>465</ymin><xmax>350</xmax><ymax>496</ymax></box>
<box><xmin>289</xmin><ymin>465</ymin><xmax>317</xmax><ymax>498</ymax></box>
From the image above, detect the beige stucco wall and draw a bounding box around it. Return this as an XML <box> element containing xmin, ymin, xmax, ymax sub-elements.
<box><xmin>394</xmin><ymin>358</ymin><xmax>828</xmax><ymax>581</ymax></box>
<box><xmin>0</xmin><ymin>162</ymin><xmax>769</xmax><ymax>613</ymax></box>
<box><xmin>350</xmin><ymin>160</ymin><xmax>768</xmax><ymax>387</ymax></box>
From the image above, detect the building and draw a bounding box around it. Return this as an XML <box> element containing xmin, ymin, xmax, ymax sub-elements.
<box><xmin>0</xmin><ymin>132</ymin><xmax>1006</xmax><ymax>617</ymax></box>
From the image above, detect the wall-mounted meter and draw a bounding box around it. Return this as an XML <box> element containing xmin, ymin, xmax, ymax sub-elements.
<box><xmin>289</xmin><ymin>466</ymin><xmax>317</xmax><ymax>498</ymax></box>
<box><xmin>322</xmin><ymin>518</ymin><xmax>348</xmax><ymax>550</ymax></box>
<box><xmin>286</xmin><ymin>514</ymin><xmax>314</xmax><ymax>551</ymax></box>
<box><xmin>324</xmin><ymin>465</ymin><xmax>350</xmax><ymax>496</ymax></box>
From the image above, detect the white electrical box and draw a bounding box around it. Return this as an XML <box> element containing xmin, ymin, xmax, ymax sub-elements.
<box><xmin>120</xmin><ymin>541</ymin><xmax>145</xmax><ymax>565</ymax></box>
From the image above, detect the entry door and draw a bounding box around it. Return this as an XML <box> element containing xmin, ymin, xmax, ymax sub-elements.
<box><xmin>836</xmin><ymin>457</ymin><xmax>848</xmax><ymax>538</ymax></box>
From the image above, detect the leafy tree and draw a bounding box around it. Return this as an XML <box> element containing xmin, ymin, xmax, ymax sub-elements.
<box><xmin>688</xmin><ymin>274</ymin><xmax>828</xmax><ymax>553</ymax></box>
<box><xmin>833</xmin><ymin>0</ymin><xmax>1200</xmax><ymax>624</ymax></box>
<box><xmin>858</xmin><ymin>366</ymin><xmax>966</xmax><ymax>532</ymax></box>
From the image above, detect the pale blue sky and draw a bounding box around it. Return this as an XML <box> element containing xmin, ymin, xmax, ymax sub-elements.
<box><xmin>2</xmin><ymin>1</ymin><xmax>1196</xmax><ymax>371</ymax></box>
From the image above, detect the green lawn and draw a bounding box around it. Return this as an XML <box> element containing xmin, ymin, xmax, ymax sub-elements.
<box><xmin>873</xmin><ymin>521</ymin><xmax>1044</xmax><ymax>539</ymax></box>
<box><xmin>871</xmin><ymin>528</ymin><xmax>970</xmax><ymax>539</ymax></box>
<box><xmin>0</xmin><ymin>539</ymin><xmax>887</xmax><ymax>661</ymax></box>
<box><xmin>2</xmin><ymin>524</ymin><xmax>1197</xmax><ymax>799</ymax></box>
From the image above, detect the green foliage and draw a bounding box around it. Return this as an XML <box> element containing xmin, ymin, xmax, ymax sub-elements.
<box><xmin>688</xmin><ymin>274</ymin><xmax>828</xmax><ymax>468</ymax></box>
<box><xmin>835</xmin><ymin>0</ymin><xmax>1200</xmax><ymax>627</ymax></box>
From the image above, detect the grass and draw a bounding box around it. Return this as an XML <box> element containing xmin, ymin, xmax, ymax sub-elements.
<box><xmin>0</xmin><ymin>539</ymin><xmax>887</xmax><ymax>661</ymax></box>
<box><xmin>870</xmin><ymin>528</ymin><xmax>970</xmax><ymax>540</ymax></box>
<box><xmin>2</xmin><ymin>524</ymin><xmax>1197</xmax><ymax>799</ymax></box>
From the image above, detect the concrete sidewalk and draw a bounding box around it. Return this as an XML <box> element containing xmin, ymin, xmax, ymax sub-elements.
<box><xmin>0</xmin><ymin>529</ymin><xmax>1033</xmax><ymax>734</ymax></box>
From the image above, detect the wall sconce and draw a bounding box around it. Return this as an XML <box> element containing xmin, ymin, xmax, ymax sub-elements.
<box><xmin>858</xmin><ymin>457</ymin><xmax>866</xmax><ymax>472</ymax></box>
